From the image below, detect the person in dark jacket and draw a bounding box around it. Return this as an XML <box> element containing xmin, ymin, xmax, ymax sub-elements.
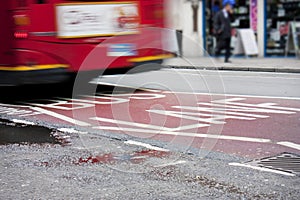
<box><xmin>213</xmin><ymin>2</ymin><xmax>235</xmax><ymax>63</ymax></box>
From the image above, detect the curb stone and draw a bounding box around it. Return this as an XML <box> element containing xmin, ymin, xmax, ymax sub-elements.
<box><xmin>163</xmin><ymin>65</ymin><xmax>300</xmax><ymax>74</ymax></box>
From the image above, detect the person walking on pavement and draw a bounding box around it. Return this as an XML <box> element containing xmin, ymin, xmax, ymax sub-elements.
<box><xmin>213</xmin><ymin>0</ymin><xmax>235</xmax><ymax>63</ymax></box>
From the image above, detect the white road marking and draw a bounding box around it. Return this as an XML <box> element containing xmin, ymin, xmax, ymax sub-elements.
<box><xmin>0</xmin><ymin>103</ymin><xmax>31</xmax><ymax>108</ymax></box>
<box><xmin>90</xmin><ymin>117</ymin><xmax>209</xmax><ymax>131</ymax></box>
<box><xmin>154</xmin><ymin>160</ymin><xmax>187</xmax><ymax>168</ymax></box>
<box><xmin>213</xmin><ymin>98</ymin><xmax>300</xmax><ymax>112</ymax></box>
<box><xmin>66</xmin><ymin>96</ymin><xmax>129</xmax><ymax>105</ymax></box>
<box><xmin>229</xmin><ymin>162</ymin><xmax>295</xmax><ymax>177</ymax></box>
<box><xmin>96</xmin><ymin>125</ymin><xmax>300</xmax><ymax>151</ymax></box>
<box><xmin>30</xmin><ymin>99</ymin><xmax>94</xmax><ymax>110</ymax></box>
<box><xmin>72</xmin><ymin>145</ymin><xmax>103</xmax><ymax>150</ymax></box>
<box><xmin>171</xmin><ymin>106</ymin><xmax>269</xmax><ymax>119</ymax></box>
<box><xmin>11</xmin><ymin>119</ymin><xmax>35</xmax><ymax>125</ymax></box>
<box><xmin>107</xmin><ymin>93</ymin><xmax>166</xmax><ymax>100</ymax></box>
<box><xmin>1</xmin><ymin>90</ymin><xmax>299</xmax><ymax>153</ymax></box>
<box><xmin>124</xmin><ymin>140</ymin><xmax>169</xmax><ymax>152</ymax></box>
<box><xmin>277</xmin><ymin>141</ymin><xmax>300</xmax><ymax>151</ymax></box>
<box><xmin>31</xmin><ymin>107</ymin><xmax>91</xmax><ymax>127</ymax></box>
<box><xmin>197</xmin><ymin>102</ymin><xmax>296</xmax><ymax>114</ymax></box>
<box><xmin>0</xmin><ymin>104</ymin><xmax>42</xmax><ymax>117</ymax></box>
<box><xmin>57</xmin><ymin>128</ymin><xmax>88</xmax><ymax>135</ymax></box>
<box><xmin>94</xmin><ymin>126</ymin><xmax>272</xmax><ymax>143</ymax></box>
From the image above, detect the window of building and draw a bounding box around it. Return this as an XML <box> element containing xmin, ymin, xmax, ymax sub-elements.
<box><xmin>266</xmin><ymin>0</ymin><xmax>300</xmax><ymax>56</ymax></box>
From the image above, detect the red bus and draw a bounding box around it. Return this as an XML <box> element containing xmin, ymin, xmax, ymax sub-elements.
<box><xmin>0</xmin><ymin>0</ymin><xmax>173</xmax><ymax>86</ymax></box>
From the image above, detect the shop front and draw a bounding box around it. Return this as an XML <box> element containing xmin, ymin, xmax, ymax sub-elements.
<box><xmin>266</xmin><ymin>0</ymin><xmax>300</xmax><ymax>57</ymax></box>
<box><xmin>203</xmin><ymin>0</ymin><xmax>300</xmax><ymax>57</ymax></box>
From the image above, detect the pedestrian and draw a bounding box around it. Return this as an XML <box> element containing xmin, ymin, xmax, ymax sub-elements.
<box><xmin>213</xmin><ymin>0</ymin><xmax>235</xmax><ymax>63</ymax></box>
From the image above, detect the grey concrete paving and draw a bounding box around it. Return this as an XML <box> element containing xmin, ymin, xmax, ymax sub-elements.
<box><xmin>163</xmin><ymin>56</ymin><xmax>300</xmax><ymax>73</ymax></box>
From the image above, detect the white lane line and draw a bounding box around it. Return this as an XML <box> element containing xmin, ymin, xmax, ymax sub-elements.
<box><xmin>162</xmin><ymin>91</ymin><xmax>300</xmax><ymax>101</ymax></box>
<box><xmin>154</xmin><ymin>160</ymin><xmax>187</xmax><ymax>168</ymax></box>
<box><xmin>31</xmin><ymin>107</ymin><xmax>91</xmax><ymax>127</ymax></box>
<box><xmin>0</xmin><ymin>103</ymin><xmax>31</xmax><ymax>108</ymax></box>
<box><xmin>124</xmin><ymin>140</ymin><xmax>169</xmax><ymax>152</ymax></box>
<box><xmin>72</xmin><ymin>145</ymin><xmax>103</xmax><ymax>150</ymax></box>
<box><xmin>229</xmin><ymin>162</ymin><xmax>295</xmax><ymax>177</ymax></box>
<box><xmin>96</xmin><ymin>126</ymin><xmax>300</xmax><ymax>151</ymax></box>
<box><xmin>91</xmin><ymin>117</ymin><xmax>209</xmax><ymax>131</ymax></box>
<box><xmin>11</xmin><ymin>119</ymin><xmax>35</xmax><ymax>125</ymax></box>
<box><xmin>277</xmin><ymin>141</ymin><xmax>300</xmax><ymax>151</ymax></box>
<box><xmin>95</xmin><ymin>126</ymin><xmax>272</xmax><ymax>143</ymax></box>
<box><xmin>57</xmin><ymin>128</ymin><xmax>88</xmax><ymax>135</ymax></box>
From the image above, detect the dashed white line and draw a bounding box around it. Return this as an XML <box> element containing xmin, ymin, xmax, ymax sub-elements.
<box><xmin>57</xmin><ymin>128</ymin><xmax>88</xmax><ymax>135</ymax></box>
<box><xmin>229</xmin><ymin>162</ymin><xmax>295</xmax><ymax>177</ymax></box>
<box><xmin>154</xmin><ymin>160</ymin><xmax>187</xmax><ymax>168</ymax></box>
<box><xmin>95</xmin><ymin>126</ymin><xmax>272</xmax><ymax>143</ymax></box>
<box><xmin>11</xmin><ymin>119</ymin><xmax>35</xmax><ymax>125</ymax></box>
<box><xmin>277</xmin><ymin>141</ymin><xmax>300</xmax><ymax>151</ymax></box>
<box><xmin>124</xmin><ymin>140</ymin><xmax>169</xmax><ymax>152</ymax></box>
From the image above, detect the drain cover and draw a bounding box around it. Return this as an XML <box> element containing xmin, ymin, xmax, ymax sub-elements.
<box><xmin>231</xmin><ymin>152</ymin><xmax>300</xmax><ymax>176</ymax></box>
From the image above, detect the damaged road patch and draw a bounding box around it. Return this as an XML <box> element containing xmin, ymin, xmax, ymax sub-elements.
<box><xmin>0</xmin><ymin>119</ymin><xmax>70</xmax><ymax>145</ymax></box>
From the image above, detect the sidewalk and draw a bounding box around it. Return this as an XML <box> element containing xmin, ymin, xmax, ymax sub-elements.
<box><xmin>163</xmin><ymin>56</ymin><xmax>300</xmax><ymax>73</ymax></box>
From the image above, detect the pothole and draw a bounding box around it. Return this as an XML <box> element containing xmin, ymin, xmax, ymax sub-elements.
<box><xmin>0</xmin><ymin>119</ymin><xmax>70</xmax><ymax>145</ymax></box>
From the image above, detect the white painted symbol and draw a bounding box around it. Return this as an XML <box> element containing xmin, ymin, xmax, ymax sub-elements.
<box><xmin>1</xmin><ymin>93</ymin><xmax>300</xmax><ymax>152</ymax></box>
<box><xmin>31</xmin><ymin>107</ymin><xmax>91</xmax><ymax>126</ymax></box>
<box><xmin>0</xmin><ymin>104</ymin><xmax>42</xmax><ymax>117</ymax></box>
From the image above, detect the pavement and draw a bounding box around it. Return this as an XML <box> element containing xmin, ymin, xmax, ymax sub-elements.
<box><xmin>163</xmin><ymin>56</ymin><xmax>300</xmax><ymax>73</ymax></box>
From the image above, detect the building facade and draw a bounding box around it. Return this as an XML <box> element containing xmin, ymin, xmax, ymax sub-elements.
<box><xmin>165</xmin><ymin>0</ymin><xmax>300</xmax><ymax>57</ymax></box>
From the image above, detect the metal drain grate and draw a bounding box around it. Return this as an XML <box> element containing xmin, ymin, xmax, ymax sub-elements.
<box><xmin>246</xmin><ymin>152</ymin><xmax>300</xmax><ymax>176</ymax></box>
<box><xmin>230</xmin><ymin>152</ymin><xmax>300</xmax><ymax>176</ymax></box>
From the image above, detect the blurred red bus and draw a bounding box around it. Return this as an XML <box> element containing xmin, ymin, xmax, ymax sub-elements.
<box><xmin>0</xmin><ymin>0</ymin><xmax>173</xmax><ymax>86</ymax></box>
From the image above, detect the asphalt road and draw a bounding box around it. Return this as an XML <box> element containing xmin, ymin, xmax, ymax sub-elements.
<box><xmin>93</xmin><ymin>68</ymin><xmax>300</xmax><ymax>98</ymax></box>
<box><xmin>0</xmin><ymin>68</ymin><xmax>300</xmax><ymax>199</ymax></box>
<box><xmin>90</xmin><ymin>68</ymin><xmax>300</xmax><ymax>156</ymax></box>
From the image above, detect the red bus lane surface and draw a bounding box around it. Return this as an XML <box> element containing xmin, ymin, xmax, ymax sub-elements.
<box><xmin>1</xmin><ymin>90</ymin><xmax>300</xmax><ymax>159</ymax></box>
